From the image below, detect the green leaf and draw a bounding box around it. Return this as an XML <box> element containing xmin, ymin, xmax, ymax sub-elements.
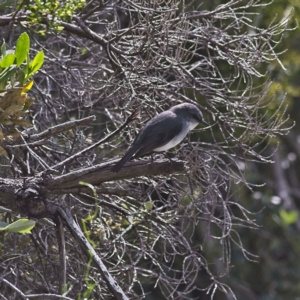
<box><xmin>28</xmin><ymin>50</ymin><xmax>44</xmax><ymax>76</ymax></box>
<box><xmin>15</xmin><ymin>32</ymin><xmax>30</xmax><ymax>67</ymax></box>
<box><xmin>144</xmin><ymin>201</ymin><xmax>154</xmax><ymax>211</ymax></box>
<box><xmin>22</xmin><ymin>62</ymin><xmax>29</xmax><ymax>79</ymax></box>
<box><xmin>121</xmin><ymin>203</ymin><xmax>128</xmax><ymax>209</ymax></box>
<box><xmin>0</xmin><ymin>219</ymin><xmax>36</xmax><ymax>233</ymax></box>
<box><xmin>279</xmin><ymin>209</ymin><xmax>299</xmax><ymax>225</ymax></box>
<box><xmin>18</xmin><ymin>70</ymin><xmax>26</xmax><ymax>85</ymax></box>
<box><xmin>0</xmin><ymin>65</ymin><xmax>16</xmax><ymax>85</ymax></box>
<box><xmin>0</xmin><ymin>54</ymin><xmax>16</xmax><ymax>68</ymax></box>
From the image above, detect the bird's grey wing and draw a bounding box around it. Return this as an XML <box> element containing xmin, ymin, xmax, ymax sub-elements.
<box><xmin>111</xmin><ymin>142</ymin><xmax>140</xmax><ymax>173</ymax></box>
<box><xmin>134</xmin><ymin>117</ymin><xmax>183</xmax><ymax>158</ymax></box>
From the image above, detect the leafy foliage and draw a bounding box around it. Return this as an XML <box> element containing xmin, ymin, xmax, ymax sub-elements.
<box><xmin>24</xmin><ymin>0</ymin><xmax>86</xmax><ymax>34</ymax></box>
<box><xmin>0</xmin><ymin>219</ymin><xmax>36</xmax><ymax>233</ymax></box>
<box><xmin>0</xmin><ymin>32</ymin><xmax>43</xmax><ymax>153</ymax></box>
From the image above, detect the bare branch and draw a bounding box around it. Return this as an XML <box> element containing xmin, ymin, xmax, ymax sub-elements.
<box><xmin>58</xmin><ymin>207</ymin><xmax>129</xmax><ymax>300</ymax></box>
<box><xmin>48</xmin><ymin>109</ymin><xmax>140</xmax><ymax>171</ymax></box>
<box><xmin>46</xmin><ymin>159</ymin><xmax>186</xmax><ymax>189</ymax></box>
<box><xmin>27</xmin><ymin>115</ymin><xmax>96</xmax><ymax>141</ymax></box>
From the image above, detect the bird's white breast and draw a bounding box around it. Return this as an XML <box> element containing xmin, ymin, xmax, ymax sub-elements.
<box><xmin>153</xmin><ymin>120</ymin><xmax>195</xmax><ymax>152</ymax></box>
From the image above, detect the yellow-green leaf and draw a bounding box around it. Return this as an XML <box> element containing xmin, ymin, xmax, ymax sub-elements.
<box><xmin>29</xmin><ymin>50</ymin><xmax>44</xmax><ymax>76</ymax></box>
<box><xmin>0</xmin><ymin>53</ymin><xmax>16</xmax><ymax>68</ymax></box>
<box><xmin>0</xmin><ymin>219</ymin><xmax>36</xmax><ymax>234</ymax></box>
<box><xmin>15</xmin><ymin>33</ymin><xmax>30</xmax><ymax>67</ymax></box>
<box><xmin>0</xmin><ymin>65</ymin><xmax>16</xmax><ymax>84</ymax></box>
<box><xmin>144</xmin><ymin>201</ymin><xmax>154</xmax><ymax>211</ymax></box>
<box><xmin>279</xmin><ymin>209</ymin><xmax>299</xmax><ymax>225</ymax></box>
<box><xmin>21</xmin><ymin>80</ymin><xmax>34</xmax><ymax>94</ymax></box>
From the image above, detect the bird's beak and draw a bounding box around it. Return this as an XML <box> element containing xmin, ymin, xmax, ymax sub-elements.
<box><xmin>201</xmin><ymin>119</ymin><xmax>209</xmax><ymax>126</ymax></box>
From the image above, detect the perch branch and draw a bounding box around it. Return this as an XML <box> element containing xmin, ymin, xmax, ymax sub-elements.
<box><xmin>46</xmin><ymin>159</ymin><xmax>186</xmax><ymax>189</ymax></box>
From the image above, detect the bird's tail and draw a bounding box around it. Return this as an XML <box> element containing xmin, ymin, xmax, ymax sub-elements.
<box><xmin>111</xmin><ymin>146</ymin><xmax>137</xmax><ymax>173</ymax></box>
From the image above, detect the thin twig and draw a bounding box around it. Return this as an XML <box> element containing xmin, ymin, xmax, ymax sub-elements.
<box><xmin>55</xmin><ymin>214</ymin><xmax>66</xmax><ymax>294</ymax></box>
<box><xmin>26</xmin><ymin>115</ymin><xmax>96</xmax><ymax>141</ymax></box>
<box><xmin>48</xmin><ymin>109</ymin><xmax>139</xmax><ymax>171</ymax></box>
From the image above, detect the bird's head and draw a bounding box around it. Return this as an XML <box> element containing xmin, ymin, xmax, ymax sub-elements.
<box><xmin>172</xmin><ymin>103</ymin><xmax>209</xmax><ymax>127</ymax></box>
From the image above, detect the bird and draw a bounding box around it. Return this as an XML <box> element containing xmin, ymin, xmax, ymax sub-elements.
<box><xmin>111</xmin><ymin>103</ymin><xmax>209</xmax><ymax>173</ymax></box>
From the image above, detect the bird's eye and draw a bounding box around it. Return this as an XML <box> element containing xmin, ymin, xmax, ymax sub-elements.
<box><xmin>193</xmin><ymin>114</ymin><xmax>200</xmax><ymax>121</ymax></box>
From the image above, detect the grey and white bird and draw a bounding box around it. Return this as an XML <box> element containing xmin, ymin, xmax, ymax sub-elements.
<box><xmin>111</xmin><ymin>103</ymin><xmax>208</xmax><ymax>173</ymax></box>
